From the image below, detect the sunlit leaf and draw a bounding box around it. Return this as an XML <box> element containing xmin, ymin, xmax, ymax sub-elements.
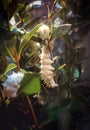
<box><xmin>0</xmin><ymin>63</ymin><xmax>17</xmax><ymax>79</ymax></box>
<box><xmin>58</xmin><ymin>64</ymin><xmax>66</xmax><ymax>70</ymax></box>
<box><xmin>8</xmin><ymin>3</ymin><xmax>24</xmax><ymax>20</ymax></box>
<box><xmin>25</xmin><ymin>3</ymin><xmax>32</xmax><ymax>12</ymax></box>
<box><xmin>18</xmin><ymin>23</ymin><xmax>43</xmax><ymax>56</ymax></box>
<box><xmin>61</xmin><ymin>1</ymin><xmax>66</xmax><ymax>7</ymax></box>
<box><xmin>51</xmin><ymin>24</ymin><xmax>71</xmax><ymax>41</ymax></box>
<box><xmin>5</xmin><ymin>45</ymin><xmax>16</xmax><ymax>62</ymax></box>
<box><xmin>24</xmin><ymin>17</ymin><xmax>41</xmax><ymax>30</ymax></box>
<box><xmin>54</xmin><ymin>0</ymin><xmax>57</xmax><ymax>4</ymax></box>
<box><xmin>61</xmin><ymin>34</ymin><xmax>71</xmax><ymax>45</ymax></box>
<box><xmin>12</xmin><ymin>4</ymin><xmax>24</xmax><ymax>17</ymax></box>
<box><xmin>18</xmin><ymin>73</ymin><xmax>41</xmax><ymax>96</ymax></box>
<box><xmin>4</xmin><ymin>63</ymin><xmax>16</xmax><ymax>74</ymax></box>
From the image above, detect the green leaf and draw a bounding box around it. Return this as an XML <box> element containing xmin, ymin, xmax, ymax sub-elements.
<box><xmin>61</xmin><ymin>1</ymin><xmax>66</xmax><ymax>7</ymax></box>
<box><xmin>18</xmin><ymin>23</ymin><xmax>43</xmax><ymax>56</ymax></box>
<box><xmin>73</xmin><ymin>67</ymin><xmax>79</xmax><ymax>79</ymax></box>
<box><xmin>75</xmin><ymin>47</ymin><xmax>87</xmax><ymax>61</ymax></box>
<box><xmin>51</xmin><ymin>24</ymin><xmax>71</xmax><ymax>41</ymax></box>
<box><xmin>18</xmin><ymin>73</ymin><xmax>41</xmax><ymax>96</ymax></box>
<box><xmin>8</xmin><ymin>3</ymin><xmax>24</xmax><ymax>20</ymax></box>
<box><xmin>5</xmin><ymin>45</ymin><xmax>16</xmax><ymax>62</ymax></box>
<box><xmin>48</xmin><ymin>106</ymin><xmax>66</xmax><ymax>121</ymax></box>
<box><xmin>13</xmin><ymin>4</ymin><xmax>24</xmax><ymax>17</ymax></box>
<box><xmin>0</xmin><ymin>27</ymin><xmax>15</xmax><ymax>41</ymax></box>
<box><xmin>58</xmin><ymin>64</ymin><xmax>66</xmax><ymax>70</ymax></box>
<box><xmin>4</xmin><ymin>63</ymin><xmax>16</xmax><ymax>74</ymax></box>
<box><xmin>40</xmin><ymin>119</ymin><xmax>51</xmax><ymax>128</ymax></box>
<box><xmin>24</xmin><ymin>17</ymin><xmax>41</xmax><ymax>30</ymax></box>
<box><xmin>45</xmin><ymin>98</ymin><xmax>70</xmax><ymax>121</ymax></box>
<box><xmin>0</xmin><ymin>63</ymin><xmax>17</xmax><ymax>79</ymax></box>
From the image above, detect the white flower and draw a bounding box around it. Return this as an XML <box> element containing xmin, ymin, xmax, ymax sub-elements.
<box><xmin>2</xmin><ymin>72</ymin><xmax>24</xmax><ymax>99</ymax></box>
<box><xmin>37</xmin><ymin>24</ymin><xmax>50</xmax><ymax>40</ymax></box>
<box><xmin>40</xmin><ymin>46</ymin><xmax>58</xmax><ymax>88</ymax></box>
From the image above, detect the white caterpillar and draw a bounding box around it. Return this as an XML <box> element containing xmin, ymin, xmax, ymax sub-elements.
<box><xmin>40</xmin><ymin>46</ymin><xmax>58</xmax><ymax>88</ymax></box>
<box><xmin>37</xmin><ymin>24</ymin><xmax>58</xmax><ymax>88</ymax></box>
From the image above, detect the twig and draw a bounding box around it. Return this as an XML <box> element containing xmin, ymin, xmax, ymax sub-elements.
<box><xmin>16</xmin><ymin>57</ymin><xmax>40</xmax><ymax>128</ymax></box>
<box><xmin>26</xmin><ymin>96</ymin><xmax>40</xmax><ymax>128</ymax></box>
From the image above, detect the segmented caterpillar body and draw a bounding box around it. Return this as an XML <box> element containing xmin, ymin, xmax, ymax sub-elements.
<box><xmin>40</xmin><ymin>46</ymin><xmax>58</xmax><ymax>88</ymax></box>
<box><xmin>37</xmin><ymin>24</ymin><xmax>58</xmax><ymax>88</ymax></box>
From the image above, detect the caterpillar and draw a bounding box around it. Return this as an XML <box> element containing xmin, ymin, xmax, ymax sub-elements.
<box><xmin>40</xmin><ymin>46</ymin><xmax>58</xmax><ymax>88</ymax></box>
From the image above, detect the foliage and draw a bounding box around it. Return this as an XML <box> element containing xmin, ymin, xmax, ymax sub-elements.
<box><xmin>0</xmin><ymin>0</ymin><xmax>89</xmax><ymax>130</ymax></box>
<box><xmin>18</xmin><ymin>73</ymin><xmax>41</xmax><ymax>96</ymax></box>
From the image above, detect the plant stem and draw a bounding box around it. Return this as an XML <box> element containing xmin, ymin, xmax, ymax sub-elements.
<box><xmin>16</xmin><ymin>57</ymin><xmax>40</xmax><ymax>128</ymax></box>
<box><xmin>47</xmin><ymin>1</ymin><xmax>54</xmax><ymax>24</ymax></box>
<box><xmin>0</xmin><ymin>86</ymin><xmax>5</xmax><ymax>101</ymax></box>
<box><xmin>47</xmin><ymin>39</ymin><xmax>59</xmax><ymax>97</ymax></box>
<box><xmin>26</xmin><ymin>96</ymin><xmax>40</xmax><ymax>129</ymax></box>
<box><xmin>16</xmin><ymin>61</ymin><xmax>20</xmax><ymax>72</ymax></box>
<box><xmin>14</xmin><ymin>51</ymin><xmax>20</xmax><ymax>72</ymax></box>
